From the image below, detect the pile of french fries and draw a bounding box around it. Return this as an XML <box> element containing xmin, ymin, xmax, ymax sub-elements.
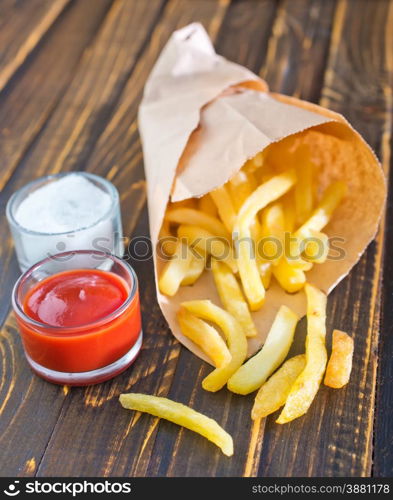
<box><xmin>120</xmin><ymin>138</ymin><xmax>354</xmax><ymax>456</ymax></box>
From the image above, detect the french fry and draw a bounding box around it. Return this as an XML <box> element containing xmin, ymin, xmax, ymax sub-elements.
<box><xmin>234</xmin><ymin>170</ymin><xmax>297</xmax><ymax>310</ymax></box>
<box><xmin>272</xmin><ymin>257</ymin><xmax>306</xmax><ymax>293</ymax></box>
<box><xmin>282</xmin><ymin>191</ymin><xmax>296</xmax><ymax>232</ymax></box>
<box><xmin>177</xmin><ymin>308</ymin><xmax>231</xmax><ymax>368</ymax></box>
<box><xmin>181</xmin><ymin>252</ymin><xmax>205</xmax><ymax>285</ymax></box>
<box><xmin>158</xmin><ymin>241</ymin><xmax>193</xmax><ymax>296</ymax></box>
<box><xmin>251</xmin><ymin>354</ymin><xmax>306</xmax><ymax>420</ymax></box>
<box><xmin>260</xmin><ymin>203</ymin><xmax>285</xmax><ymax>264</ymax></box>
<box><xmin>211</xmin><ymin>259</ymin><xmax>257</xmax><ymax>338</ymax></box>
<box><xmin>296</xmin><ymin>181</ymin><xmax>347</xmax><ymax>236</ymax></box>
<box><xmin>243</xmin><ymin>158</ymin><xmax>257</xmax><ymax>175</ymax></box>
<box><xmin>165</xmin><ymin>208</ymin><xmax>229</xmax><ymax>240</ymax></box>
<box><xmin>276</xmin><ymin>284</ymin><xmax>327</xmax><ymax>423</ymax></box>
<box><xmin>181</xmin><ymin>300</ymin><xmax>247</xmax><ymax>392</ymax></box>
<box><xmin>227</xmin><ymin>305</ymin><xmax>298</xmax><ymax>395</ymax></box>
<box><xmin>198</xmin><ymin>193</ymin><xmax>218</xmax><ymax>217</ymax></box>
<box><xmin>119</xmin><ymin>393</ymin><xmax>233</xmax><ymax>456</ymax></box>
<box><xmin>243</xmin><ymin>151</ymin><xmax>265</xmax><ymax>175</ymax></box>
<box><xmin>210</xmin><ymin>185</ymin><xmax>237</xmax><ymax>232</ymax></box>
<box><xmin>294</xmin><ymin>145</ymin><xmax>314</xmax><ymax>225</ymax></box>
<box><xmin>177</xmin><ymin>225</ymin><xmax>237</xmax><ymax>273</ymax></box>
<box><xmin>254</xmin><ymin>161</ymin><xmax>276</xmax><ymax>184</ymax></box>
<box><xmin>324</xmin><ymin>329</ymin><xmax>354</xmax><ymax>388</ymax></box>
<box><xmin>302</xmin><ymin>230</ymin><xmax>329</xmax><ymax>264</ymax></box>
<box><xmin>258</xmin><ymin>261</ymin><xmax>272</xmax><ymax>289</ymax></box>
<box><xmin>288</xmin><ymin>181</ymin><xmax>345</xmax><ymax>264</ymax></box>
<box><xmin>158</xmin><ymin>220</ymin><xmax>177</xmax><ymax>256</ymax></box>
<box><xmin>228</xmin><ymin>170</ymin><xmax>257</xmax><ymax>211</ymax></box>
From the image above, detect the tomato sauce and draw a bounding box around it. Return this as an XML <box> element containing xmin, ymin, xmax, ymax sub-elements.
<box><xmin>15</xmin><ymin>269</ymin><xmax>141</xmax><ymax>375</ymax></box>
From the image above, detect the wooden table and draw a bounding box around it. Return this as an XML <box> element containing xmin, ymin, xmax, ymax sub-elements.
<box><xmin>0</xmin><ymin>0</ymin><xmax>391</xmax><ymax>478</ymax></box>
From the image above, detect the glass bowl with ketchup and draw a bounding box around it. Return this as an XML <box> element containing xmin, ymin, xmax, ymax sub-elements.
<box><xmin>12</xmin><ymin>250</ymin><xmax>142</xmax><ymax>385</ymax></box>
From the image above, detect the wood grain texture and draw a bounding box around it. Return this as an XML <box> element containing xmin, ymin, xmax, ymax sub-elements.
<box><xmin>372</xmin><ymin>0</ymin><xmax>393</xmax><ymax>478</ymax></box>
<box><xmin>0</xmin><ymin>0</ymin><xmax>391</xmax><ymax>478</ymax></box>
<box><xmin>261</xmin><ymin>0</ymin><xmax>336</xmax><ymax>101</ymax></box>
<box><xmin>0</xmin><ymin>0</ymin><xmax>113</xmax><ymax>191</ymax></box>
<box><xmin>0</xmin><ymin>0</ymin><xmax>70</xmax><ymax>92</ymax></box>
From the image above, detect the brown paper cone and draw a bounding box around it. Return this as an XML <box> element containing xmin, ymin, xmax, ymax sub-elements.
<box><xmin>138</xmin><ymin>23</ymin><xmax>386</xmax><ymax>363</ymax></box>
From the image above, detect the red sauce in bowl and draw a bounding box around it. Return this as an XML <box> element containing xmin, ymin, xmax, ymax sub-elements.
<box><xmin>24</xmin><ymin>269</ymin><xmax>129</xmax><ymax>328</ymax></box>
<box><xmin>15</xmin><ymin>268</ymin><xmax>142</xmax><ymax>378</ymax></box>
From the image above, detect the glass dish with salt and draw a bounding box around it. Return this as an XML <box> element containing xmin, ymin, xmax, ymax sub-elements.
<box><xmin>6</xmin><ymin>172</ymin><xmax>124</xmax><ymax>272</ymax></box>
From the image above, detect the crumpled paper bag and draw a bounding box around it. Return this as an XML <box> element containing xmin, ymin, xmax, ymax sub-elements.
<box><xmin>138</xmin><ymin>23</ymin><xmax>386</xmax><ymax>363</ymax></box>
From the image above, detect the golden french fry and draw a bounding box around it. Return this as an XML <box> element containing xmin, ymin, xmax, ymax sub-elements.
<box><xmin>158</xmin><ymin>220</ymin><xmax>177</xmax><ymax>256</ymax></box>
<box><xmin>119</xmin><ymin>393</ymin><xmax>233</xmax><ymax>456</ymax></box>
<box><xmin>243</xmin><ymin>158</ymin><xmax>257</xmax><ymax>174</ymax></box>
<box><xmin>282</xmin><ymin>191</ymin><xmax>296</xmax><ymax>232</ymax></box>
<box><xmin>181</xmin><ymin>300</ymin><xmax>247</xmax><ymax>392</ymax></box>
<box><xmin>288</xmin><ymin>182</ymin><xmax>345</xmax><ymax>265</ymax></box>
<box><xmin>260</xmin><ymin>203</ymin><xmax>285</xmax><ymax>264</ymax></box>
<box><xmin>234</xmin><ymin>170</ymin><xmax>297</xmax><ymax>310</ymax></box>
<box><xmin>211</xmin><ymin>259</ymin><xmax>257</xmax><ymax>338</ymax></box>
<box><xmin>272</xmin><ymin>258</ymin><xmax>306</xmax><ymax>293</ymax></box>
<box><xmin>243</xmin><ymin>151</ymin><xmax>265</xmax><ymax>175</ymax></box>
<box><xmin>277</xmin><ymin>284</ymin><xmax>327</xmax><ymax>424</ymax></box>
<box><xmin>228</xmin><ymin>170</ymin><xmax>257</xmax><ymax>211</ymax></box>
<box><xmin>165</xmin><ymin>208</ymin><xmax>229</xmax><ymax>240</ymax></box>
<box><xmin>251</xmin><ymin>354</ymin><xmax>306</xmax><ymax>420</ymax></box>
<box><xmin>258</xmin><ymin>261</ymin><xmax>272</xmax><ymax>289</ymax></box>
<box><xmin>158</xmin><ymin>241</ymin><xmax>193</xmax><ymax>296</ymax></box>
<box><xmin>177</xmin><ymin>225</ymin><xmax>237</xmax><ymax>273</ymax></box>
<box><xmin>302</xmin><ymin>230</ymin><xmax>329</xmax><ymax>264</ymax></box>
<box><xmin>198</xmin><ymin>193</ymin><xmax>218</xmax><ymax>217</ymax></box>
<box><xmin>210</xmin><ymin>185</ymin><xmax>237</xmax><ymax>232</ymax></box>
<box><xmin>227</xmin><ymin>305</ymin><xmax>298</xmax><ymax>395</ymax></box>
<box><xmin>294</xmin><ymin>145</ymin><xmax>314</xmax><ymax>225</ymax></box>
<box><xmin>181</xmin><ymin>252</ymin><xmax>205</xmax><ymax>286</ymax></box>
<box><xmin>254</xmin><ymin>161</ymin><xmax>276</xmax><ymax>184</ymax></box>
<box><xmin>324</xmin><ymin>329</ymin><xmax>354</xmax><ymax>388</ymax></box>
<box><xmin>297</xmin><ymin>181</ymin><xmax>347</xmax><ymax>235</ymax></box>
<box><xmin>177</xmin><ymin>308</ymin><xmax>231</xmax><ymax>368</ymax></box>
<box><xmin>253</xmin><ymin>151</ymin><xmax>264</xmax><ymax>168</ymax></box>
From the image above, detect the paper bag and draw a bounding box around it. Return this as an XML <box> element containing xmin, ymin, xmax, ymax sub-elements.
<box><xmin>138</xmin><ymin>23</ymin><xmax>386</xmax><ymax>363</ymax></box>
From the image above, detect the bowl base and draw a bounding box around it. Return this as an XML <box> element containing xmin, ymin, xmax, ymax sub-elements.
<box><xmin>26</xmin><ymin>330</ymin><xmax>143</xmax><ymax>386</ymax></box>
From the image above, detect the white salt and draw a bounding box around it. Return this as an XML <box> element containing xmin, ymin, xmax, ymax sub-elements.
<box><xmin>15</xmin><ymin>174</ymin><xmax>112</xmax><ymax>233</ymax></box>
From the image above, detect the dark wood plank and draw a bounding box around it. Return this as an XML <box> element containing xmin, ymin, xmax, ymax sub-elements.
<box><xmin>0</xmin><ymin>0</ymin><xmax>69</xmax><ymax>91</ymax></box>
<box><xmin>261</xmin><ymin>0</ymin><xmax>336</xmax><ymax>101</ymax></box>
<box><xmin>371</xmin><ymin>0</ymin><xmax>393</xmax><ymax>479</ymax></box>
<box><xmin>257</xmin><ymin>0</ymin><xmax>389</xmax><ymax>477</ymax></box>
<box><xmin>35</xmin><ymin>0</ymin><xmax>232</xmax><ymax>478</ymax></box>
<box><xmin>0</xmin><ymin>0</ymin><xmax>114</xmax><ymax>191</ymax></box>
<box><xmin>0</xmin><ymin>0</ymin><xmax>167</xmax><ymax>477</ymax></box>
<box><xmin>0</xmin><ymin>315</ymin><xmax>69</xmax><ymax>477</ymax></box>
